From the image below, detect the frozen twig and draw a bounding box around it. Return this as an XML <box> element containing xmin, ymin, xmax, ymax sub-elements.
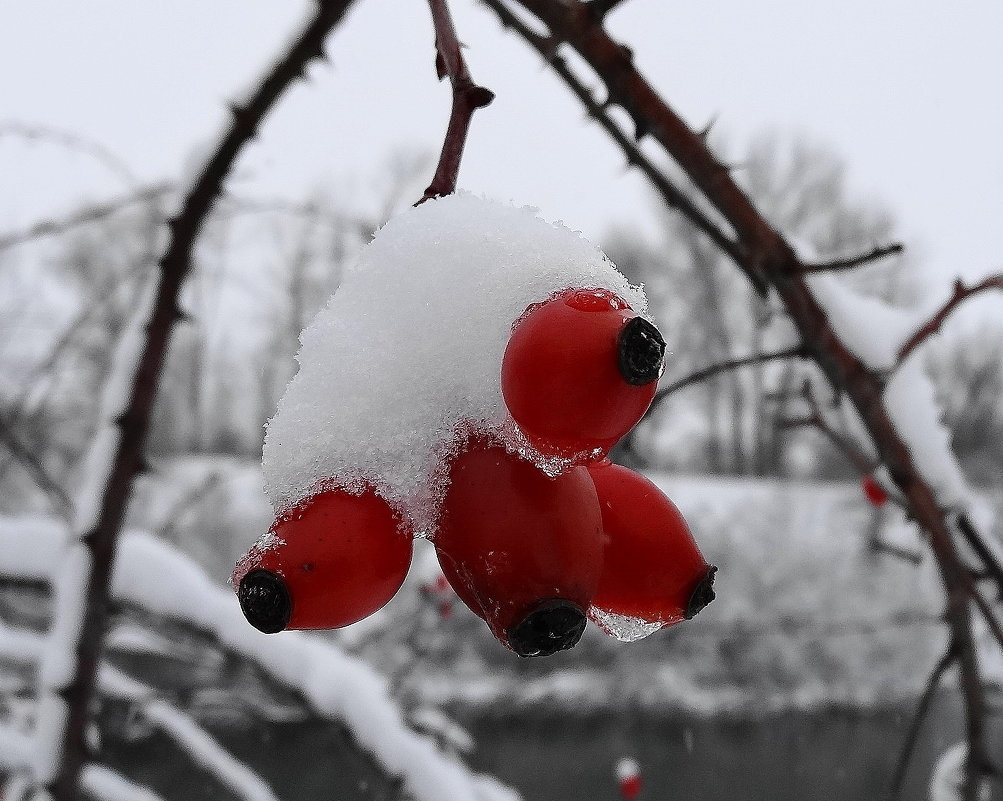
<box><xmin>46</xmin><ymin>4</ymin><xmax>357</xmax><ymax>799</ymax></box>
<box><xmin>800</xmin><ymin>243</ymin><xmax>904</xmax><ymax>273</ymax></box>
<box><xmin>897</xmin><ymin>275</ymin><xmax>1003</xmax><ymax>363</ymax></box>
<box><xmin>649</xmin><ymin>344</ymin><xmax>808</xmax><ymax>413</ymax></box>
<box><xmin>886</xmin><ymin>644</ymin><xmax>957</xmax><ymax>801</ymax></box>
<box><xmin>418</xmin><ymin>0</ymin><xmax>495</xmax><ymax>203</ymax></box>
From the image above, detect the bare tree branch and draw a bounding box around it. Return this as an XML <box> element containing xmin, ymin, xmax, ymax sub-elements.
<box><xmin>0</xmin><ymin>184</ymin><xmax>173</xmax><ymax>252</ymax></box>
<box><xmin>898</xmin><ymin>275</ymin><xmax>1003</xmax><ymax>363</ymax></box>
<box><xmin>0</xmin><ymin>414</ymin><xmax>73</xmax><ymax>519</ymax></box>
<box><xmin>957</xmin><ymin>514</ymin><xmax>1003</xmax><ymax>600</ymax></box>
<box><xmin>584</xmin><ymin>0</ymin><xmax>631</xmax><ymax>21</ymax></box>
<box><xmin>418</xmin><ymin>0</ymin><xmax>495</xmax><ymax>203</ymax></box>
<box><xmin>480</xmin><ymin>0</ymin><xmax>746</xmax><ymax>266</ymax></box>
<box><xmin>48</xmin><ymin>4</ymin><xmax>357</xmax><ymax>798</ymax></box>
<box><xmin>650</xmin><ymin>344</ymin><xmax>808</xmax><ymax>413</ymax></box>
<box><xmin>801</xmin><ymin>243</ymin><xmax>904</xmax><ymax>273</ymax></box>
<box><xmin>885</xmin><ymin>644</ymin><xmax>957</xmax><ymax>801</ymax></box>
<box><xmin>0</xmin><ymin>122</ymin><xmax>138</xmax><ymax>187</ymax></box>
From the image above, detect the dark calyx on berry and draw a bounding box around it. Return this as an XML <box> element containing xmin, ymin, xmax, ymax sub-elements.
<box><xmin>685</xmin><ymin>565</ymin><xmax>718</xmax><ymax>620</ymax></box>
<box><xmin>238</xmin><ymin>569</ymin><xmax>292</xmax><ymax>634</ymax></box>
<box><xmin>618</xmin><ymin>317</ymin><xmax>666</xmax><ymax>386</ymax></box>
<box><xmin>507</xmin><ymin>598</ymin><xmax>587</xmax><ymax>657</ymax></box>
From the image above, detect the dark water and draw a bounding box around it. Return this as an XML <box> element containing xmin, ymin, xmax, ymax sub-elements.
<box><xmin>101</xmin><ymin>693</ymin><xmax>1002</xmax><ymax>800</ymax></box>
<box><xmin>460</xmin><ymin>694</ymin><xmax>1002</xmax><ymax>801</ymax></box>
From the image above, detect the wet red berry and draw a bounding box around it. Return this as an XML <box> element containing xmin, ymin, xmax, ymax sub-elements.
<box><xmin>588</xmin><ymin>461</ymin><xmax>715</xmax><ymax>631</ymax></box>
<box><xmin>434</xmin><ymin>439</ymin><xmax>605</xmax><ymax>656</ymax></box>
<box><xmin>861</xmin><ymin>474</ymin><xmax>889</xmax><ymax>507</ymax></box>
<box><xmin>233</xmin><ymin>488</ymin><xmax>413</xmax><ymax>633</ymax></box>
<box><xmin>501</xmin><ymin>288</ymin><xmax>665</xmax><ymax>459</ymax></box>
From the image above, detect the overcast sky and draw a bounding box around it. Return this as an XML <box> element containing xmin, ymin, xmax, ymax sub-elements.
<box><xmin>3</xmin><ymin>0</ymin><xmax>1002</xmax><ymax>307</ymax></box>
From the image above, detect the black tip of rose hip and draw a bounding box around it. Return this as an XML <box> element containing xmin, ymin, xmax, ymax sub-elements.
<box><xmin>618</xmin><ymin>317</ymin><xmax>666</xmax><ymax>386</ymax></box>
<box><xmin>508</xmin><ymin>599</ymin><xmax>587</xmax><ymax>657</ymax></box>
<box><xmin>238</xmin><ymin>569</ymin><xmax>292</xmax><ymax>634</ymax></box>
<box><xmin>685</xmin><ymin>565</ymin><xmax>717</xmax><ymax>620</ymax></box>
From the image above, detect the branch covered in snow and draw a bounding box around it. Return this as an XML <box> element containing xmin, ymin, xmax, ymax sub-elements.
<box><xmin>418</xmin><ymin>0</ymin><xmax>495</xmax><ymax>202</ymax></box>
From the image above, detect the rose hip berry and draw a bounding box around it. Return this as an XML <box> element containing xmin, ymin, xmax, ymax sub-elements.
<box><xmin>861</xmin><ymin>474</ymin><xmax>889</xmax><ymax>507</ymax></box>
<box><xmin>588</xmin><ymin>460</ymin><xmax>715</xmax><ymax>631</ymax></box>
<box><xmin>233</xmin><ymin>487</ymin><xmax>413</xmax><ymax>633</ymax></box>
<box><xmin>501</xmin><ymin>288</ymin><xmax>665</xmax><ymax>460</ymax></box>
<box><xmin>433</xmin><ymin>438</ymin><xmax>605</xmax><ymax>656</ymax></box>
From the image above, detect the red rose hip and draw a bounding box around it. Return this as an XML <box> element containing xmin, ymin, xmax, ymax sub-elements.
<box><xmin>434</xmin><ymin>439</ymin><xmax>605</xmax><ymax>656</ymax></box>
<box><xmin>501</xmin><ymin>288</ymin><xmax>665</xmax><ymax>459</ymax></box>
<box><xmin>233</xmin><ymin>487</ymin><xmax>413</xmax><ymax>633</ymax></box>
<box><xmin>588</xmin><ymin>460</ymin><xmax>715</xmax><ymax>633</ymax></box>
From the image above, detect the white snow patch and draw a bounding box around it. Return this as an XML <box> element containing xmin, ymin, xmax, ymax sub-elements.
<box><xmin>807</xmin><ymin>274</ymin><xmax>972</xmax><ymax>509</ymax></box>
<box><xmin>81</xmin><ymin>764</ymin><xmax>167</xmax><ymax>801</ymax></box>
<box><xmin>262</xmin><ymin>193</ymin><xmax>647</xmax><ymax>532</ymax></box>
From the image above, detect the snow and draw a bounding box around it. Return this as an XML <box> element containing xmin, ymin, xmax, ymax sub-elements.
<box><xmin>80</xmin><ymin>764</ymin><xmax>167</xmax><ymax>801</ymax></box>
<box><xmin>807</xmin><ymin>273</ymin><xmax>973</xmax><ymax>510</ymax></box>
<box><xmin>262</xmin><ymin>193</ymin><xmax>647</xmax><ymax>532</ymax></box>
<box><xmin>0</xmin><ymin>516</ymin><xmax>519</xmax><ymax>801</ymax></box>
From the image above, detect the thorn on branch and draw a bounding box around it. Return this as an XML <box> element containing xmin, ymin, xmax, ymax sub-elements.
<box><xmin>801</xmin><ymin>243</ymin><xmax>904</xmax><ymax>273</ymax></box>
<box><xmin>898</xmin><ymin>274</ymin><xmax>1003</xmax><ymax>363</ymax></box>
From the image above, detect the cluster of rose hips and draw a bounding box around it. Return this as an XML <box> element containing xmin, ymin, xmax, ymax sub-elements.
<box><xmin>234</xmin><ymin>287</ymin><xmax>716</xmax><ymax>657</ymax></box>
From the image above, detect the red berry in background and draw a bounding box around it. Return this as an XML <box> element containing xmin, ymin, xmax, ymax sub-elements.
<box><xmin>233</xmin><ymin>488</ymin><xmax>413</xmax><ymax>633</ymax></box>
<box><xmin>616</xmin><ymin>758</ymin><xmax>642</xmax><ymax>801</ymax></box>
<box><xmin>588</xmin><ymin>461</ymin><xmax>715</xmax><ymax>631</ymax></box>
<box><xmin>501</xmin><ymin>288</ymin><xmax>666</xmax><ymax>459</ymax></box>
<box><xmin>861</xmin><ymin>474</ymin><xmax>889</xmax><ymax>507</ymax></box>
<box><xmin>434</xmin><ymin>438</ymin><xmax>605</xmax><ymax>657</ymax></box>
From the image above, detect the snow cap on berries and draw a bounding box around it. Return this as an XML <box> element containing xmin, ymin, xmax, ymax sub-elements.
<box><xmin>262</xmin><ymin>193</ymin><xmax>648</xmax><ymax>534</ymax></box>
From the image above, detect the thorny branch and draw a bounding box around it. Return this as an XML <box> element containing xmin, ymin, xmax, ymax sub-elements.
<box><xmin>48</xmin><ymin>3</ymin><xmax>358</xmax><ymax>799</ymax></box>
<box><xmin>419</xmin><ymin>0</ymin><xmax>495</xmax><ymax>203</ymax></box>
<box><xmin>898</xmin><ymin>275</ymin><xmax>1003</xmax><ymax>363</ymax></box>
<box><xmin>481</xmin><ymin>0</ymin><xmax>743</xmax><ymax>264</ymax></box>
<box><xmin>492</xmin><ymin>1</ymin><xmax>998</xmax><ymax>795</ymax></box>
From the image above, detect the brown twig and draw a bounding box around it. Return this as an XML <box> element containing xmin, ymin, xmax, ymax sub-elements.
<box><xmin>498</xmin><ymin>3</ymin><xmax>991</xmax><ymax>792</ymax></box>
<box><xmin>650</xmin><ymin>344</ymin><xmax>808</xmax><ymax>413</ymax></box>
<box><xmin>898</xmin><ymin>275</ymin><xmax>1003</xmax><ymax>363</ymax></box>
<box><xmin>971</xmin><ymin>586</ymin><xmax>1003</xmax><ymax>654</ymax></box>
<box><xmin>801</xmin><ymin>243</ymin><xmax>904</xmax><ymax>273</ymax></box>
<box><xmin>418</xmin><ymin>0</ymin><xmax>495</xmax><ymax>203</ymax></box>
<box><xmin>885</xmin><ymin>644</ymin><xmax>957</xmax><ymax>801</ymax></box>
<box><xmin>47</xmin><ymin>4</ymin><xmax>357</xmax><ymax>799</ymax></box>
<box><xmin>480</xmin><ymin>0</ymin><xmax>744</xmax><ymax>265</ymax></box>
